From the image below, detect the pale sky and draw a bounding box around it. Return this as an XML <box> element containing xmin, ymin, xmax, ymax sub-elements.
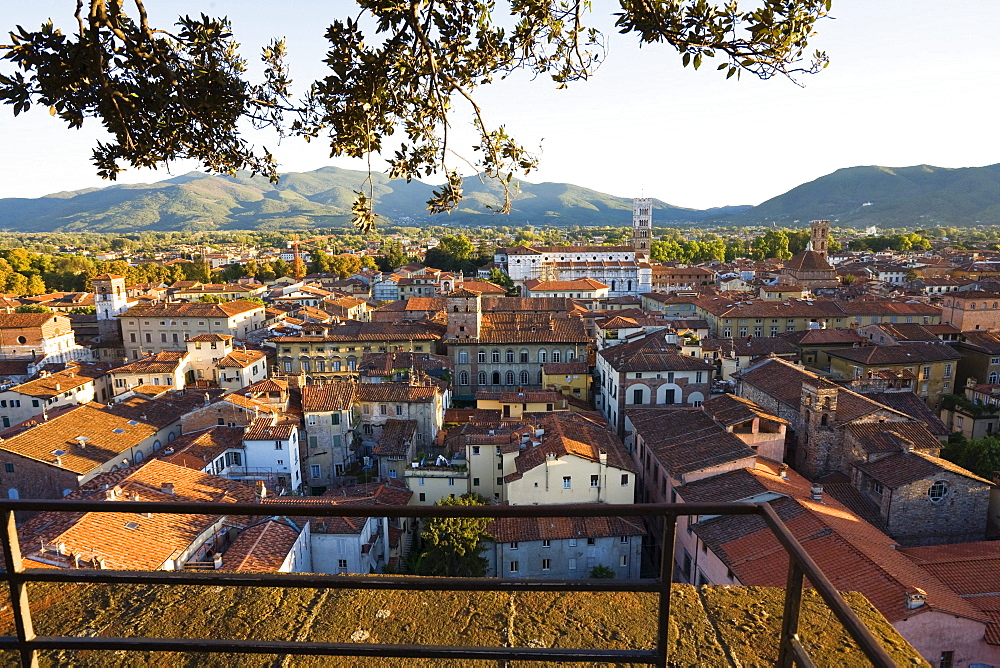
<box><xmin>2</xmin><ymin>1</ymin><xmax>999</xmax><ymax>210</ymax></box>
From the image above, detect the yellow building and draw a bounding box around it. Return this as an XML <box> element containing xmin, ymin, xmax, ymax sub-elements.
<box><xmin>826</xmin><ymin>342</ymin><xmax>962</xmax><ymax>408</ymax></box>
<box><xmin>476</xmin><ymin>389</ymin><xmax>569</xmax><ymax>419</ymax></box>
<box><xmin>541</xmin><ymin>361</ymin><xmax>591</xmax><ymax>403</ymax></box>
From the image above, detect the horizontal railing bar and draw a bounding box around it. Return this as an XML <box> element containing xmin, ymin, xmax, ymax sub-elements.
<box><xmin>13</xmin><ymin>569</ymin><xmax>665</xmax><ymax>593</ymax></box>
<box><xmin>22</xmin><ymin>637</ymin><xmax>659</xmax><ymax>663</ymax></box>
<box><xmin>757</xmin><ymin>503</ymin><xmax>897</xmax><ymax>668</ymax></box>
<box><xmin>0</xmin><ymin>499</ymin><xmax>761</xmax><ymax>518</ymax></box>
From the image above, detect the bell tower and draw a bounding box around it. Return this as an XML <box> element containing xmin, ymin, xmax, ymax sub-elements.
<box><xmin>810</xmin><ymin>220</ymin><xmax>830</xmax><ymax>260</ymax></box>
<box><xmin>632</xmin><ymin>197</ymin><xmax>652</xmax><ymax>261</ymax></box>
<box><xmin>92</xmin><ymin>273</ymin><xmax>127</xmax><ymax>343</ymax></box>
<box><xmin>445</xmin><ymin>287</ymin><xmax>482</xmax><ymax>340</ymax></box>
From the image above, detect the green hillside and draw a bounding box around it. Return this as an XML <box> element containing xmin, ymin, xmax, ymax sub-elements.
<box><xmin>0</xmin><ymin>167</ymin><xmax>745</xmax><ymax>232</ymax></box>
<box><xmin>727</xmin><ymin>163</ymin><xmax>1000</xmax><ymax>227</ymax></box>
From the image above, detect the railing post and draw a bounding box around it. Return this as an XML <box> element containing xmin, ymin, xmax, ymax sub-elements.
<box><xmin>0</xmin><ymin>509</ymin><xmax>37</xmax><ymax>668</ymax></box>
<box><xmin>777</xmin><ymin>557</ymin><xmax>805</xmax><ymax>668</ymax></box>
<box><xmin>655</xmin><ymin>511</ymin><xmax>676</xmax><ymax>668</ymax></box>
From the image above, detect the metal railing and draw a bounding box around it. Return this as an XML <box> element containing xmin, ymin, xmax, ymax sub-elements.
<box><xmin>0</xmin><ymin>499</ymin><xmax>898</xmax><ymax>667</ymax></box>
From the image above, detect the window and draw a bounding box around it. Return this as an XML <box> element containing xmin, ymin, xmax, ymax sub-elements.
<box><xmin>510</xmin><ymin>542</ymin><xmax>519</xmax><ymax>550</ymax></box>
<box><xmin>632</xmin><ymin>389</ymin><xmax>643</xmax><ymax>405</ymax></box>
<box><xmin>458</xmin><ymin>351</ymin><xmax>469</xmax><ymax>364</ymax></box>
<box><xmin>496</xmin><ymin>477</ymin><xmax>504</xmax><ymax>486</ymax></box>
<box><xmin>620</xmin><ymin>535</ymin><xmax>629</xmax><ymax>543</ymax></box>
<box><xmin>562</xmin><ymin>476</ymin><xmax>571</xmax><ymax>489</ymax></box>
<box><xmin>338</xmin><ymin>559</ymin><xmax>348</xmax><ymax>570</ymax></box>
<box><xmin>621</xmin><ymin>474</ymin><xmax>629</xmax><ymax>486</ymax></box>
<box><xmin>568</xmin><ymin>558</ymin><xmax>577</xmax><ymax>571</ymax></box>
<box><xmin>922</xmin><ymin>365</ymin><xmax>932</xmax><ymax>380</ymax></box>
<box><xmin>448</xmin><ymin>478</ymin><xmax>455</xmax><ymax>487</ymax></box>
<box><xmin>310</xmin><ymin>465</ymin><xmax>321</xmax><ymax>478</ymax></box>
<box><xmin>274</xmin><ymin>441</ymin><xmax>283</xmax><ymax>450</ymax></box>
<box><xmin>541</xmin><ymin>559</ymin><xmax>551</xmax><ymax>571</ymax></box>
<box><xmin>307</xmin><ymin>415</ymin><xmax>317</xmax><ymax>426</ymax></box>
<box><xmin>538</xmin><ymin>350</ymin><xmax>547</xmax><ymax>363</ymax></box>
<box><xmin>520</xmin><ymin>370</ymin><xmax>529</xmax><ymax>384</ymax></box>
<box><xmin>506</xmin><ymin>349</ymin><xmax>514</xmax><ymax>363</ymax></box>
<box><xmin>418</xmin><ymin>493</ymin><xmax>426</xmax><ymax>502</ymax></box>
<box><xmin>492</xmin><ymin>349</ymin><xmax>501</xmax><ymax>363</ymax></box>
<box><xmin>395</xmin><ymin>405</ymin><xmax>403</xmax><ymax>416</ymax></box>
<box><xmin>542</xmin><ymin>539</ymin><xmax>551</xmax><ymax>548</ymax></box>
<box><xmin>308</xmin><ymin>436</ymin><xmax>318</xmax><ymax>448</ymax></box>
<box><xmin>590</xmin><ymin>475</ymin><xmax>599</xmax><ymax>488</ymax></box>
<box><xmin>4</xmin><ymin>463</ymin><xmax>13</xmax><ymax>473</ymax></box>
<box><xmin>939</xmin><ymin>651</ymin><xmax>954</xmax><ymax>668</ymax></box>
<box><xmin>388</xmin><ymin>470</ymin><xmax>397</xmax><ymax>479</ymax></box>
<box><xmin>928</xmin><ymin>480</ymin><xmax>948</xmax><ymax>503</ymax></box>
<box><xmin>509</xmin><ymin>561</ymin><xmax>519</xmax><ymax>573</ymax></box>
<box><xmin>472</xmin><ymin>446</ymin><xmax>480</xmax><ymax>456</ymax></box>
<box><xmin>619</xmin><ymin>555</ymin><xmax>628</xmax><ymax>567</ymax></box>
<box><xmin>520</xmin><ymin>350</ymin><xmax>529</xmax><ymax>363</ymax></box>
<box><xmin>459</xmin><ymin>371</ymin><xmax>469</xmax><ymax>385</ymax></box>
<box><xmin>944</xmin><ymin>363</ymin><xmax>953</xmax><ymax>378</ymax></box>
<box><xmin>478</xmin><ymin>350</ymin><xmax>487</xmax><ymax>363</ymax></box>
<box><xmin>473</xmin><ymin>477</ymin><xmax>480</xmax><ymax>486</ymax></box>
<box><xmin>505</xmin><ymin>371</ymin><xmax>515</xmax><ymax>385</ymax></box>
<box><xmin>478</xmin><ymin>371</ymin><xmax>487</xmax><ymax>385</ymax></box>
<box><xmin>587</xmin><ymin>537</ymin><xmax>595</xmax><ymax>546</ymax></box>
<box><xmin>552</xmin><ymin>350</ymin><xmax>561</xmax><ymax>363</ymax></box>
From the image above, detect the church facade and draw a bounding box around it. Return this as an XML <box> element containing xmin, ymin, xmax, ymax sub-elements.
<box><xmin>495</xmin><ymin>199</ymin><xmax>654</xmax><ymax>298</ymax></box>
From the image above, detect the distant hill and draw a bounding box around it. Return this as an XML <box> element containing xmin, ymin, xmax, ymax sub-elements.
<box><xmin>723</xmin><ymin>164</ymin><xmax>1000</xmax><ymax>227</ymax></box>
<box><xmin>0</xmin><ymin>167</ymin><xmax>748</xmax><ymax>233</ymax></box>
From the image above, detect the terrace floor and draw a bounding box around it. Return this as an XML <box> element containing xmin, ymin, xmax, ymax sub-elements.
<box><xmin>0</xmin><ymin>581</ymin><xmax>926</xmax><ymax>666</ymax></box>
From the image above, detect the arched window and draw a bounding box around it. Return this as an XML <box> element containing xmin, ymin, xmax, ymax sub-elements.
<box><xmin>990</xmin><ymin>372</ymin><xmax>999</xmax><ymax>384</ymax></box>
<box><xmin>520</xmin><ymin>370</ymin><xmax>529</xmax><ymax>384</ymax></box>
<box><xmin>7</xmin><ymin>489</ymin><xmax>18</xmax><ymax>500</ymax></box>
<box><xmin>538</xmin><ymin>370</ymin><xmax>544</xmax><ymax>384</ymax></box>
<box><xmin>552</xmin><ymin>350</ymin><xmax>561</xmax><ymax>363</ymax></box>
<box><xmin>168</xmin><ymin>432</ymin><xmax>176</xmax><ymax>442</ymax></box>
<box><xmin>134</xmin><ymin>450</ymin><xmax>144</xmax><ymax>463</ymax></box>
<box><xmin>970</xmin><ymin>302</ymin><xmax>976</xmax><ymax>310</ymax></box>
<box><xmin>152</xmin><ymin>439</ymin><xmax>161</xmax><ymax>451</ymax></box>
<box><xmin>506</xmin><ymin>349</ymin><xmax>515</xmax><ymax>363</ymax></box>
<box><xmin>492</xmin><ymin>371</ymin><xmax>501</xmax><ymax>385</ymax></box>
<box><xmin>459</xmin><ymin>350</ymin><xmax>469</xmax><ymax>364</ymax></box>
<box><xmin>506</xmin><ymin>371</ymin><xmax>515</xmax><ymax>385</ymax></box>
<box><xmin>538</xmin><ymin>349</ymin><xmax>547</xmax><ymax>363</ymax></box>
<box><xmin>478</xmin><ymin>350</ymin><xmax>487</xmax><ymax>363</ymax></box>
<box><xmin>820</xmin><ymin>414</ymin><xmax>829</xmax><ymax>426</ymax></box>
<box><xmin>460</xmin><ymin>371</ymin><xmax>469</xmax><ymax>385</ymax></box>
<box><xmin>611</xmin><ymin>280</ymin><xmax>616</xmax><ymax>292</ymax></box>
<box><xmin>478</xmin><ymin>371</ymin><xmax>487</xmax><ymax>385</ymax></box>
<box><xmin>520</xmin><ymin>349</ymin><xmax>529</xmax><ymax>363</ymax></box>
<box><xmin>627</xmin><ymin>280</ymin><xmax>632</xmax><ymax>292</ymax></box>
<box><xmin>567</xmin><ymin>350</ymin><xmax>575</xmax><ymax>361</ymax></box>
<box><xmin>492</xmin><ymin>349</ymin><xmax>501</xmax><ymax>363</ymax></box>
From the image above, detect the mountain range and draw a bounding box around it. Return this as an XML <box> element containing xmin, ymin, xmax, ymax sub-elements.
<box><xmin>1</xmin><ymin>163</ymin><xmax>998</xmax><ymax>233</ymax></box>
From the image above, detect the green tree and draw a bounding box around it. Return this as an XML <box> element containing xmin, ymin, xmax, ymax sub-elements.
<box><xmin>488</xmin><ymin>268</ymin><xmax>518</xmax><ymax>297</ymax></box>
<box><xmin>1</xmin><ymin>0</ymin><xmax>831</xmax><ymax>232</ymax></box>
<box><xmin>589</xmin><ymin>565</ymin><xmax>615</xmax><ymax>579</ymax></box>
<box><xmin>424</xmin><ymin>235</ymin><xmax>475</xmax><ymax>273</ymax></box>
<box><xmin>377</xmin><ymin>240</ymin><xmax>407</xmax><ymax>272</ymax></box>
<box><xmin>417</xmin><ymin>494</ymin><xmax>491</xmax><ymax>577</ymax></box>
<box><xmin>750</xmin><ymin>230</ymin><xmax>792</xmax><ymax>260</ymax></box>
<box><xmin>14</xmin><ymin>304</ymin><xmax>50</xmax><ymax>313</ymax></box>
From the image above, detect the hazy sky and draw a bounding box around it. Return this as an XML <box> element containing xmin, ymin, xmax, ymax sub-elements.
<box><xmin>2</xmin><ymin>0</ymin><xmax>999</xmax><ymax>209</ymax></box>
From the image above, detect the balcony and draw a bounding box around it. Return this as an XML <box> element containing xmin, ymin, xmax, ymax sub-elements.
<box><xmin>0</xmin><ymin>499</ymin><xmax>912</xmax><ymax>666</ymax></box>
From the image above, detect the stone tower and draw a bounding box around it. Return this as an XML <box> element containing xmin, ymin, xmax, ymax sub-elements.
<box><xmin>92</xmin><ymin>273</ymin><xmax>127</xmax><ymax>343</ymax></box>
<box><xmin>798</xmin><ymin>379</ymin><xmax>840</xmax><ymax>479</ymax></box>
<box><xmin>445</xmin><ymin>287</ymin><xmax>482</xmax><ymax>340</ymax></box>
<box><xmin>810</xmin><ymin>220</ymin><xmax>831</xmax><ymax>260</ymax></box>
<box><xmin>632</xmin><ymin>198</ymin><xmax>652</xmax><ymax>261</ymax></box>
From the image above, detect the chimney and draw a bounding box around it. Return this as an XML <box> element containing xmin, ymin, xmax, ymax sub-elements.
<box><xmin>161</xmin><ymin>482</ymin><xmax>175</xmax><ymax>495</ymax></box>
<box><xmin>54</xmin><ymin>383</ymin><xmax>61</xmax><ymax>391</ymax></box>
<box><xmin>213</xmin><ymin>553</ymin><xmax>223</xmax><ymax>569</ymax></box>
<box><xmin>105</xmin><ymin>487</ymin><xmax>118</xmax><ymax>501</ymax></box>
<box><xmin>905</xmin><ymin>589</ymin><xmax>927</xmax><ymax>609</ymax></box>
<box><xmin>599</xmin><ymin>452</ymin><xmax>608</xmax><ymax>465</ymax></box>
<box><xmin>778</xmin><ymin>463</ymin><xmax>789</xmax><ymax>479</ymax></box>
<box><xmin>256</xmin><ymin>480</ymin><xmax>267</xmax><ymax>500</ymax></box>
<box><xmin>810</xmin><ymin>484</ymin><xmax>824</xmax><ymax>502</ymax></box>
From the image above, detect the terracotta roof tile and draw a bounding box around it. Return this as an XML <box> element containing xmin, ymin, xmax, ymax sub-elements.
<box><xmin>628</xmin><ymin>408</ymin><xmax>756</xmax><ymax>477</ymax></box>
<box><xmin>301</xmin><ymin>383</ymin><xmax>357</xmax><ymax>413</ymax></box>
<box><xmin>221</xmin><ymin>518</ymin><xmax>300</xmax><ymax>572</ymax></box>
<box><xmin>487</xmin><ymin>516</ymin><xmax>645</xmax><ymax>543</ymax></box>
<box><xmin>117</xmin><ymin>300</ymin><xmax>263</xmax><ymax>318</ymax></box>
<box><xmin>855</xmin><ymin>450</ymin><xmax>990</xmax><ymax>487</ymax></box>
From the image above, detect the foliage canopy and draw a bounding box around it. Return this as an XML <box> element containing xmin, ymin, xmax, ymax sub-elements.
<box><xmin>1</xmin><ymin>0</ymin><xmax>831</xmax><ymax>231</ymax></box>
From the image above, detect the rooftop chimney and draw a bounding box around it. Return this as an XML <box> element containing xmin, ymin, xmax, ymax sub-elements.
<box><xmin>905</xmin><ymin>588</ymin><xmax>927</xmax><ymax>609</ymax></box>
<box><xmin>778</xmin><ymin>463</ymin><xmax>789</xmax><ymax>479</ymax></box>
<box><xmin>161</xmin><ymin>482</ymin><xmax>175</xmax><ymax>495</ymax></box>
<box><xmin>256</xmin><ymin>480</ymin><xmax>267</xmax><ymax>500</ymax></box>
<box><xmin>810</xmin><ymin>484</ymin><xmax>824</xmax><ymax>502</ymax></box>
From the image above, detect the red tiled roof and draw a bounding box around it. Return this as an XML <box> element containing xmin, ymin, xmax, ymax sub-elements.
<box><xmin>222</xmin><ymin>518</ymin><xmax>300</xmax><ymax>572</ymax></box>
<box><xmin>487</xmin><ymin>516</ymin><xmax>645</xmax><ymax>542</ymax></box>
<box><xmin>301</xmin><ymin>383</ymin><xmax>357</xmax><ymax>412</ymax></box>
